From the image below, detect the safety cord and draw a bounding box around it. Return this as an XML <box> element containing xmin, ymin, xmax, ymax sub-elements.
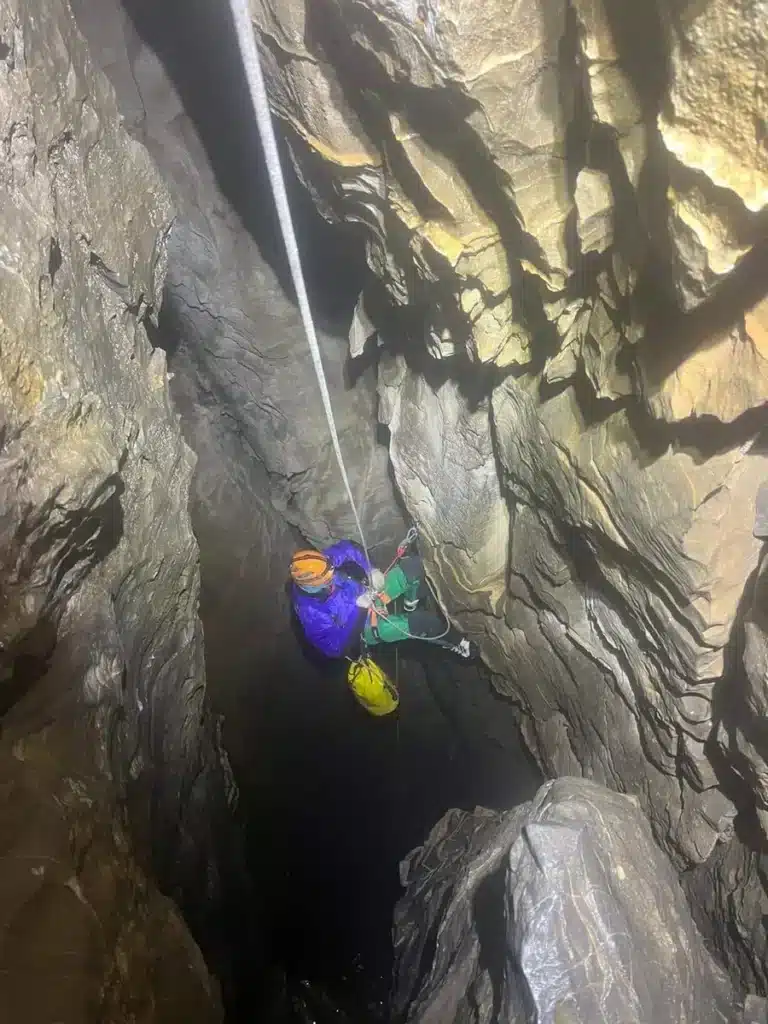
<box><xmin>228</xmin><ymin>0</ymin><xmax>371</xmax><ymax>567</ymax></box>
<box><xmin>381</xmin><ymin>526</ymin><xmax>419</xmax><ymax>575</ymax></box>
<box><xmin>369</xmin><ymin>602</ymin><xmax>451</xmax><ymax>643</ymax></box>
<box><xmin>364</xmin><ymin>527</ymin><xmax>451</xmax><ymax>643</ymax></box>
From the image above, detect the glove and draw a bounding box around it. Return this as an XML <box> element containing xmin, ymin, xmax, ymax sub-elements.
<box><xmin>355</xmin><ymin>591</ymin><xmax>373</xmax><ymax>609</ymax></box>
<box><xmin>370</xmin><ymin>568</ymin><xmax>386</xmax><ymax>591</ymax></box>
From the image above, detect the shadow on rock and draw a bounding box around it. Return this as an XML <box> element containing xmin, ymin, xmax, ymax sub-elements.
<box><xmin>119</xmin><ymin>0</ymin><xmax>367</xmax><ymax>325</ymax></box>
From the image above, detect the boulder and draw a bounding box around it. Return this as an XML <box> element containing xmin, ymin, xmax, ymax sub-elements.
<box><xmin>393</xmin><ymin>778</ymin><xmax>738</xmax><ymax>1024</ymax></box>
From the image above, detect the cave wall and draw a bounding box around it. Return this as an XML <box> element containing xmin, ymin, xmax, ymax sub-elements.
<box><xmin>71</xmin><ymin>0</ymin><xmax>407</xmax><ymax>558</ymax></box>
<box><xmin>247</xmin><ymin>0</ymin><xmax>768</xmax><ymax>991</ymax></box>
<box><xmin>70</xmin><ymin>4</ymin><xmax>547</xmax><ymax>1005</ymax></box>
<box><xmin>46</xmin><ymin>0</ymin><xmax>768</xmax><ymax>1007</ymax></box>
<box><xmin>0</xmin><ymin>0</ymin><xmax>232</xmax><ymax>1016</ymax></box>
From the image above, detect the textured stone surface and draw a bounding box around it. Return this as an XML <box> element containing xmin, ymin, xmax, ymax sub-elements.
<box><xmin>574</xmin><ymin>168</ymin><xmax>614</xmax><ymax>255</ymax></box>
<box><xmin>379</xmin><ymin>357</ymin><xmax>509</xmax><ymax>620</ymax></box>
<box><xmin>659</xmin><ymin>0</ymin><xmax>768</xmax><ymax>215</ymax></box>
<box><xmin>61</xmin><ymin>0</ymin><xmax>768</xmax><ymax>1004</ymax></box>
<box><xmin>393</xmin><ymin>778</ymin><xmax>738</xmax><ymax>1024</ymax></box>
<box><xmin>572</xmin><ymin>0</ymin><xmax>642</xmax><ymax>139</ymax></box>
<box><xmin>72</xmin><ymin>0</ymin><xmax>405</xmax><ymax>555</ymax></box>
<box><xmin>251</xmin><ymin>0</ymin><xmax>768</xmax><ymax>422</ymax></box>
<box><xmin>251</xmin><ymin>0</ymin><xmax>768</xmax><ymax>994</ymax></box>
<box><xmin>0</xmin><ymin>701</ymin><xmax>222</xmax><ymax>1024</ymax></box>
<box><xmin>0</xmin><ymin>0</ymin><xmax>231</xmax><ymax>1016</ymax></box>
<box><xmin>643</xmin><ymin>298</ymin><xmax>768</xmax><ymax>424</ymax></box>
<box><xmin>72</xmin><ymin>2</ymin><xmax>544</xmax><ymax>1010</ymax></box>
<box><xmin>382</xmin><ymin>356</ymin><xmax>763</xmax><ymax>869</ymax></box>
<box><xmin>251</xmin><ymin>0</ymin><xmax>575</xmax><ymax>369</ymax></box>
<box><xmin>165</xmin><ymin>217</ymin><xmax>404</xmax><ymax>553</ymax></box>
<box><xmin>685</xmin><ymin>829</ymin><xmax>768</xmax><ymax>1000</ymax></box>
<box><xmin>682</xmin><ymin>539</ymin><xmax>768</xmax><ymax>995</ymax></box>
<box><xmin>665</xmin><ymin>175</ymin><xmax>755</xmax><ymax>312</ymax></box>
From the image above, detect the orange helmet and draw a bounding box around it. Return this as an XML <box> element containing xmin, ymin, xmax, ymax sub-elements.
<box><xmin>290</xmin><ymin>549</ymin><xmax>334</xmax><ymax>590</ymax></box>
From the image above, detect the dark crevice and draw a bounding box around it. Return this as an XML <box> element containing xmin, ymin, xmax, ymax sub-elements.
<box><xmin>560</xmin><ymin>1</ymin><xmax>590</xmax><ymax>277</ymax></box>
<box><xmin>0</xmin><ymin>617</ymin><xmax>58</xmax><ymax>720</ymax></box>
<box><xmin>598</xmin><ymin>0</ymin><xmax>675</xmax><ymax>121</ymax></box>
<box><xmin>48</xmin><ymin>235</ymin><xmax>62</xmax><ymax>283</ymax></box>
<box><xmin>118</xmin><ymin>0</ymin><xmax>367</xmax><ymax>329</ymax></box>
<box><xmin>625</xmin><ymin>397</ymin><xmax>768</xmax><ymax>463</ymax></box>
<box><xmin>306</xmin><ymin>0</ymin><xmax>561</xmax><ymax>375</ymax></box>
<box><xmin>54</xmin><ymin>483</ymin><xmax>125</xmax><ymax>591</ymax></box>
<box><xmin>635</xmin><ymin>232</ymin><xmax>768</xmax><ymax>389</ymax></box>
<box><xmin>584</xmin><ymin>124</ymin><xmax>645</xmax><ymax>286</ymax></box>
<box><xmin>473</xmin><ymin>865</ymin><xmax>508</xmax><ymax>1021</ymax></box>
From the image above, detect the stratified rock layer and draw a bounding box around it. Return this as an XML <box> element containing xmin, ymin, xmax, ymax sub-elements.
<box><xmin>0</xmin><ymin>0</ymin><xmax>229</xmax><ymax>1017</ymax></box>
<box><xmin>252</xmin><ymin>0</ymin><xmax>768</xmax><ymax>991</ymax></box>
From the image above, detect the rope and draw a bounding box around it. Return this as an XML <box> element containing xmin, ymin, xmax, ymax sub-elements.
<box><xmin>223</xmin><ymin>16</ymin><xmax>451</xmax><ymax>655</ymax></box>
<box><xmin>363</xmin><ymin>528</ymin><xmax>451</xmax><ymax>644</ymax></box>
<box><xmin>368</xmin><ymin>602</ymin><xmax>451</xmax><ymax>644</ymax></box>
<box><xmin>381</xmin><ymin>526</ymin><xmax>419</xmax><ymax>574</ymax></box>
<box><xmin>228</xmin><ymin>0</ymin><xmax>371</xmax><ymax>566</ymax></box>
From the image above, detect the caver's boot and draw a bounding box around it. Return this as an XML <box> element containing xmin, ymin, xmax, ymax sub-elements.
<box><xmin>405</xmin><ymin>610</ymin><xmax>478</xmax><ymax>659</ymax></box>
<box><xmin>447</xmin><ymin>637</ymin><xmax>479</xmax><ymax>660</ymax></box>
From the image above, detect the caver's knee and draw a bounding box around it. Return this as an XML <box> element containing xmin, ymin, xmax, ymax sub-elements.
<box><xmin>397</xmin><ymin>555</ymin><xmax>423</xmax><ymax>581</ymax></box>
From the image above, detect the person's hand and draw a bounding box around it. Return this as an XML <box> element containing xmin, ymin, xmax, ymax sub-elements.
<box><xmin>370</xmin><ymin>568</ymin><xmax>386</xmax><ymax>591</ymax></box>
<box><xmin>356</xmin><ymin>591</ymin><xmax>373</xmax><ymax>609</ymax></box>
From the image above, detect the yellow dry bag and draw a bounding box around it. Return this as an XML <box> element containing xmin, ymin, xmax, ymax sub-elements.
<box><xmin>347</xmin><ymin>657</ymin><xmax>399</xmax><ymax>717</ymax></box>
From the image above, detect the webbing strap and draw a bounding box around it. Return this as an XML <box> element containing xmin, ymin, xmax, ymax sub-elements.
<box><xmin>228</xmin><ymin>0</ymin><xmax>371</xmax><ymax>566</ymax></box>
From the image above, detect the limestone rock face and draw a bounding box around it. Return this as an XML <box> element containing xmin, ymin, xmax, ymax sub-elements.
<box><xmin>72</xmin><ymin>0</ymin><xmax>405</xmax><ymax>556</ymax></box>
<box><xmin>382</xmin><ymin>351</ymin><xmax>761</xmax><ymax>869</ymax></box>
<box><xmin>660</xmin><ymin>0</ymin><xmax>768</xmax><ymax>216</ymax></box>
<box><xmin>0</xmin><ymin>704</ymin><xmax>222</xmax><ymax>1024</ymax></box>
<box><xmin>490</xmin><ymin>378</ymin><xmax>762</xmax><ymax>858</ymax></box>
<box><xmin>252</xmin><ymin>0</ymin><xmax>768</xmax><ymax>991</ymax></box>
<box><xmin>679</xmin><ymin>530</ymin><xmax>768</xmax><ymax>995</ymax></box>
<box><xmin>251</xmin><ymin>0</ymin><xmax>768</xmax><ymax>422</ymax></box>
<box><xmin>164</xmin><ymin>217</ymin><xmax>404</xmax><ymax>554</ymax></box>
<box><xmin>393</xmin><ymin>778</ymin><xmax>738</xmax><ymax>1024</ymax></box>
<box><xmin>379</xmin><ymin>357</ymin><xmax>509</xmax><ymax>617</ymax></box>
<box><xmin>574</xmin><ymin>168</ymin><xmax>614</xmax><ymax>255</ymax></box>
<box><xmin>0</xmin><ymin>0</ymin><xmax>229</xmax><ymax>1016</ymax></box>
<box><xmin>251</xmin><ymin>0</ymin><xmax>575</xmax><ymax>370</ymax></box>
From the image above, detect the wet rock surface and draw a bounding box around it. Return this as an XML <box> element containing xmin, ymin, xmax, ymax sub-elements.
<box><xmin>0</xmin><ymin>0</ymin><xmax>233</xmax><ymax>1017</ymax></box>
<box><xmin>72</xmin><ymin>0</ymin><xmax>546</xmax><ymax>1017</ymax></box>
<box><xmin>26</xmin><ymin>0</ymin><xmax>768</xmax><ymax>1017</ymax></box>
<box><xmin>0</xmin><ymin>699</ymin><xmax>222</xmax><ymax>1023</ymax></box>
<box><xmin>393</xmin><ymin>778</ymin><xmax>739</xmax><ymax>1024</ymax></box>
<box><xmin>250</xmin><ymin>0</ymin><xmax>768</xmax><ymax>995</ymax></box>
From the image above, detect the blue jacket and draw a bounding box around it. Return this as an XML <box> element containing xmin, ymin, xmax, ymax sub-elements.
<box><xmin>292</xmin><ymin>540</ymin><xmax>372</xmax><ymax>659</ymax></box>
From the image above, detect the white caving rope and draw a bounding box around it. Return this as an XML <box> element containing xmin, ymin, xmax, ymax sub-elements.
<box><xmin>228</xmin><ymin>0</ymin><xmax>371</xmax><ymax>567</ymax></box>
<box><xmin>229</xmin><ymin>0</ymin><xmax>454</xmax><ymax>649</ymax></box>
